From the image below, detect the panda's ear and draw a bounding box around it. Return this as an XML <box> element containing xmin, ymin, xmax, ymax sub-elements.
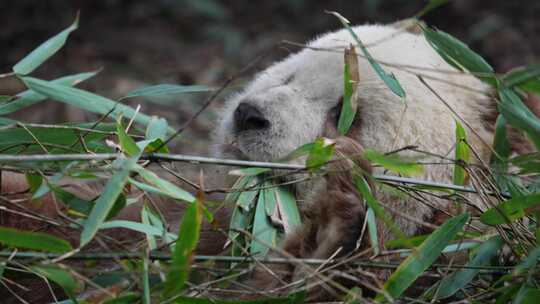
<box><xmin>322</xmin><ymin>97</ymin><xmax>343</xmax><ymax>138</ymax></box>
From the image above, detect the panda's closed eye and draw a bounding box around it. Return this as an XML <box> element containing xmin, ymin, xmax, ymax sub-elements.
<box><xmin>283</xmin><ymin>74</ymin><xmax>295</xmax><ymax>85</ymax></box>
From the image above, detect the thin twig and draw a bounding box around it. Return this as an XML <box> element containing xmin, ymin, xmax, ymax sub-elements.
<box><xmin>0</xmin><ymin>251</ymin><xmax>514</xmax><ymax>274</ymax></box>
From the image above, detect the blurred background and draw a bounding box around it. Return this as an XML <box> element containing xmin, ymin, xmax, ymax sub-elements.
<box><xmin>0</xmin><ymin>0</ymin><xmax>538</xmax><ymax>154</ymax></box>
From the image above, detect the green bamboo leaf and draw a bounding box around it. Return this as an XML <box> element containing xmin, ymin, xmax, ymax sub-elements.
<box><xmin>435</xmin><ymin>236</ymin><xmax>504</xmax><ymax>299</ymax></box>
<box><xmin>227</xmin><ymin>177</ymin><xmax>253</xmax><ymax>249</ymax></box>
<box><xmin>520</xmin><ymin>82</ymin><xmax>540</xmax><ymax>95</ymax></box>
<box><xmin>0</xmin><ymin>71</ymin><xmax>98</xmax><ymax>115</ymax></box>
<box><xmin>491</xmin><ymin>115</ymin><xmax>511</xmax><ymax>171</ymax></box>
<box><xmin>329</xmin><ymin>11</ymin><xmax>406</xmax><ymax>98</ymax></box>
<box><xmin>387</xmin><ymin>235</ymin><xmax>428</xmax><ymax>249</ymax></box>
<box><xmin>306</xmin><ymin>138</ymin><xmax>335</xmax><ymax>171</ymax></box>
<box><xmin>116</xmin><ymin>117</ymin><xmax>140</xmax><ymax>156</ymax></box>
<box><xmin>489</xmin><ymin>115</ymin><xmax>528</xmax><ymax>197</ymax></box>
<box><xmin>364</xmin><ymin>149</ymin><xmax>424</xmax><ymax>176</ymax></box>
<box><xmin>502</xmin><ymin>64</ymin><xmax>540</xmax><ymax>93</ymax></box>
<box><xmin>280</xmin><ymin>142</ymin><xmax>316</xmax><ymax>162</ymax></box>
<box><xmin>142</xmin><ymin>205</ymin><xmax>159</xmax><ymax>249</ymax></box>
<box><xmin>264</xmin><ymin>185</ymin><xmax>277</xmax><ymax>217</ymax></box>
<box><xmin>80</xmin><ymin>157</ymin><xmax>137</xmax><ymax>247</ymax></box>
<box><xmin>0</xmin><ymin>227</ymin><xmax>72</xmax><ymax>253</ymax></box>
<box><xmin>498</xmin><ymin>88</ymin><xmax>540</xmax><ymax>150</ymax></box>
<box><xmin>25</xmin><ymin>173</ymin><xmax>43</xmax><ymax>194</ymax></box>
<box><xmin>236</xmin><ymin>177</ymin><xmax>259</xmax><ymax>212</ymax></box>
<box><xmin>21</xmin><ymin>77</ymin><xmax>173</xmax><ymax>132</ymax></box>
<box><xmin>453</xmin><ymin>120</ymin><xmax>470</xmax><ymax>186</ymax></box>
<box><xmin>251</xmin><ymin>182</ymin><xmax>278</xmax><ymax>257</ymax></box>
<box><xmin>120</xmin><ymin>84</ymin><xmax>212</xmax><ymax>100</ymax></box>
<box><xmin>366</xmin><ymin>207</ymin><xmax>379</xmax><ymax>255</ymax></box>
<box><xmin>511</xmin><ymin>152</ymin><xmax>540</xmax><ymax>175</ymax></box>
<box><xmin>31</xmin><ymin>265</ymin><xmax>79</xmax><ymax>299</ymax></box>
<box><xmin>100</xmin><ymin>220</ymin><xmax>165</xmax><ymax>237</ymax></box>
<box><xmin>416</xmin><ymin>0</ymin><xmax>450</xmax><ymax>17</ymax></box>
<box><xmin>274</xmin><ymin>186</ymin><xmax>301</xmax><ymax>234</ymax></box>
<box><xmin>229</xmin><ymin>167</ymin><xmax>270</xmax><ymax>176</ymax></box>
<box><xmin>163</xmin><ymin>199</ymin><xmax>203</xmax><ymax>298</ymax></box>
<box><xmin>145</xmin><ymin>116</ymin><xmax>168</xmax><ymax>141</ymax></box>
<box><xmin>514</xmin><ymin>286</ymin><xmax>540</xmax><ymax>304</ymax></box>
<box><xmin>0</xmin><ymin>95</ymin><xmax>12</xmax><ymax>103</ymax></box>
<box><xmin>132</xmin><ymin>165</ymin><xmax>195</xmax><ymax>203</ymax></box>
<box><xmin>354</xmin><ymin>175</ymin><xmax>407</xmax><ymax>242</ymax></box>
<box><xmin>376</xmin><ymin>213</ymin><xmax>469</xmax><ymax>301</ymax></box>
<box><xmin>480</xmin><ymin>193</ymin><xmax>540</xmax><ymax>225</ymax></box>
<box><xmin>423</xmin><ymin>27</ymin><xmax>495</xmax><ymax>84</ymax></box>
<box><xmin>0</xmin><ymin>122</ymin><xmax>115</xmax><ymax>154</ymax></box>
<box><xmin>13</xmin><ymin>16</ymin><xmax>78</xmax><ymax>75</ymax></box>
<box><xmin>338</xmin><ymin>45</ymin><xmax>359</xmax><ymax>135</ymax></box>
<box><xmin>0</xmin><ymin>117</ymin><xmax>17</xmax><ymax>126</ymax></box>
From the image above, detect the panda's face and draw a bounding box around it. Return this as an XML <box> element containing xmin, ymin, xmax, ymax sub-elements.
<box><xmin>214</xmin><ymin>48</ymin><xmax>344</xmax><ymax>162</ymax></box>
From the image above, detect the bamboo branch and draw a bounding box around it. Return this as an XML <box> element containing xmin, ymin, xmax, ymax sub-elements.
<box><xmin>0</xmin><ymin>153</ymin><xmax>510</xmax><ymax>197</ymax></box>
<box><xmin>0</xmin><ymin>251</ymin><xmax>513</xmax><ymax>274</ymax></box>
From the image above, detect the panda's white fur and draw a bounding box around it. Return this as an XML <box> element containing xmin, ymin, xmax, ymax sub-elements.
<box><xmin>214</xmin><ymin>24</ymin><xmax>495</xmax><ymax>235</ymax></box>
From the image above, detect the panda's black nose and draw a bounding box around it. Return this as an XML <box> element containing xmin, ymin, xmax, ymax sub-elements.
<box><xmin>234</xmin><ymin>103</ymin><xmax>270</xmax><ymax>132</ymax></box>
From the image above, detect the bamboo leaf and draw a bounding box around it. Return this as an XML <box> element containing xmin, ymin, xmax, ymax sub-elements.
<box><xmin>13</xmin><ymin>16</ymin><xmax>78</xmax><ymax>75</ymax></box>
<box><xmin>480</xmin><ymin>193</ymin><xmax>540</xmax><ymax>225</ymax></box>
<box><xmin>163</xmin><ymin>199</ymin><xmax>203</xmax><ymax>298</ymax></box>
<box><xmin>306</xmin><ymin>138</ymin><xmax>335</xmax><ymax>171</ymax></box>
<box><xmin>31</xmin><ymin>265</ymin><xmax>79</xmax><ymax>299</ymax></box>
<box><xmin>251</xmin><ymin>183</ymin><xmax>278</xmax><ymax>257</ymax></box>
<box><xmin>280</xmin><ymin>142</ymin><xmax>316</xmax><ymax>162</ymax></box>
<box><xmin>354</xmin><ymin>175</ymin><xmax>407</xmax><ymax>242</ymax></box>
<box><xmin>0</xmin><ymin>227</ymin><xmax>72</xmax><ymax>253</ymax></box>
<box><xmin>132</xmin><ymin>165</ymin><xmax>195</xmax><ymax>203</ymax></box>
<box><xmin>329</xmin><ymin>11</ymin><xmax>406</xmax><ymax>98</ymax></box>
<box><xmin>236</xmin><ymin>177</ymin><xmax>259</xmax><ymax>212</ymax></box>
<box><xmin>0</xmin><ymin>71</ymin><xmax>97</xmax><ymax>115</ymax></box>
<box><xmin>80</xmin><ymin>157</ymin><xmax>137</xmax><ymax>247</ymax></box>
<box><xmin>275</xmin><ymin>186</ymin><xmax>301</xmax><ymax>234</ymax></box>
<box><xmin>502</xmin><ymin>64</ymin><xmax>540</xmax><ymax>94</ymax></box>
<box><xmin>229</xmin><ymin>167</ymin><xmax>270</xmax><ymax>176</ymax></box>
<box><xmin>120</xmin><ymin>84</ymin><xmax>212</xmax><ymax>100</ymax></box>
<box><xmin>21</xmin><ymin>77</ymin><xmax>172</xmax><ymax>132</ymax></box>
<box><xmin>366</xmin><ymin>207</ymin><xmax>379</xmax><ymax>255</ymax></box>
<box><xmin>338</xmin><ymin>45</ymin><xmax>359</xmax><ymax>135</ymax></box>
<box><xmin>514</xmin><ymin>286</ymin><xmax>540</xmax><ymax>304</ymax></box>
<box><xmin>116</xmin><ymin>117</ymin><xmax>140</xmax><ymax>156</ymax></box>
<box><xmin>498</xmin><ymin>88</ymin><xmax>540</xmax><ymax>150</ymax></box>
<box><xmin>416</xmin><ymin>0</ymin><xmax>450</xmax><ymax>17</ymax></box>
<box><xmin>453</xmin><ymin>120</ymin><xmax>470</xmax><ymax>186</ymax></box>
<box><xmin>364</xmin><ymin>149</ymin><xmax>424</xmax><ymax>176</ymax></box>
<box><xmin>227</xmin><ymin>177</ymin><xmax>255</xmax><ymax>250</ymax></box>
<box><xmin>422</xmin><ymin>27</ymin><xmax>494</xmax><ymax>84</ymax></box>
<box><xmin>146</xmin><ymin>116</ymin><xmax>169</xmax><ymax>141</ymax></box>
<box><xmin>264</xmin><ymin>185</ymin><xmax>277</xmax><ymax>217</ymax></box>
<box><xmin>376</xmin><ymin>213</ymin><xmax>469</xmax><ymax>301</ymax></box>
<box><xmin>100</xmin><ymin>220</ymin><xmax>165</xmax><ymax>237</ymax></box>
<box><xmin>435</xmin><ymin>236</ymin><xmax>503</xmax><ymax>299</ymax></box>
<box><xmin>0</xmin><ymin>121</ymin><xmax>115</xmax><ymax>154</ymax></box>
